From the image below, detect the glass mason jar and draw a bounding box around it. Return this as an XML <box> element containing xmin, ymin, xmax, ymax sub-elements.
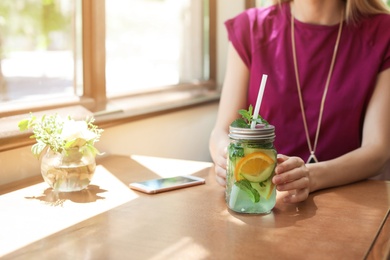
<box><xmin>40</xmin><ymin>147</ymin><xmax>96</xmax><ymax>192</ymax></box>
<box><xmin>226</xmin><ymin>124</ymin><xmax>277</xmax><ymax>214</ymax></box>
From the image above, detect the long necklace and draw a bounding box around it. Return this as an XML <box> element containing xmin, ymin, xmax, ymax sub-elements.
<box><xmin>291</xmin><ymin>8</ymin><xmax>344</xmax><ymax>164</ymax></box>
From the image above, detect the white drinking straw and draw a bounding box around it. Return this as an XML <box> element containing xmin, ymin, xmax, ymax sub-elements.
<box><xmin>250</xmin><ymin>74</ymin><xmax>268</xmax><ymax>129</ymax></box>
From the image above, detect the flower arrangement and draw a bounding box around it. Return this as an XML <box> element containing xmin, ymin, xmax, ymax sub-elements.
<box><xmin>18</xmin><ymin>113</ymin><xmax>103</xmax><ymax>158</ymax></box>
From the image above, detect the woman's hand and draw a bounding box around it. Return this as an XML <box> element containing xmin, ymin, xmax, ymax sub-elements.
<box><xmin>273</xmin><ymin>154</ymin><xmax>310</xmax><ymax>203</ymax></box>
<box><xmin>208</xmin><ymin>43</ymin><xmax>250</xmax><ymax>186</ymax></box>
<box><xmin>213</xmin><ymin>145</ymin><xmax>228</xmax><ymax>186</ymax></box>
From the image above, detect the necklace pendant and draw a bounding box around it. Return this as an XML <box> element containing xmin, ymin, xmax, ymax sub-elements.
<box><xmin>307</xmin><ymin>153</ymin><xmax>319</xmax><ymax>164</ymax></box>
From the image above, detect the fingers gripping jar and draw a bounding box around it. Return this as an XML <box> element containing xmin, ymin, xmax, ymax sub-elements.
<box><xmin>226</xmin><ymin>124</ymin><xmax>277</xmax><ymax>214</ymax></box>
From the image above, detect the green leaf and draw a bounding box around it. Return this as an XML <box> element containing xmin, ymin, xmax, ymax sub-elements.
<box><xmin>236</xmin><ymin>104</ymin><xmax>269</xmax><ymax>127</ymax></box>
<box><xmin>228</xmin><ymin>143</ymin><xmax>245</xmax><ymax>159</ymax></box>
<box><xmin>248</xmin><ymin>104</ymin><xmax>253</xmax><ymax>116</ymax></box>
<box><xmin>238</xmin><ymin>105</ymin><xmax>253</xmax><ymax>123</ymax></box>
<box><xmin>235</xmin><ymin>179</ymin><xmax>260</xmax><ymax>203</ymax></box>
<box><xmin>65</xmin><ymin>138</ymin><xmax>87</xmax><ymax>149</ymax></box>
<box><xmin>80</xmin><ymin>143</ymin><xmax>102</xmax><ymax>157</ymax></box>
<box><xmin>230</xmin><ymin>118</ymin><xmax>249</xmax><ymax>128</ymax></box>
<box><xmin>254</xmin><ymin>116</ymin><xmax>269</xmax><ymax>126</ymax></box>
<box><xmin>31</xmin><ymin>143</ymin><xmax>47</xmax><ymax>158</ymax></box>
<box><xmin>18</xmin><ymin>119</ymin><xmax>30</xmax><ymax>131</ymax></box>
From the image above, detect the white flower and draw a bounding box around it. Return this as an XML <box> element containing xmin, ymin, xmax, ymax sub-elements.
<box><xmin>19</xmin><ymin>113</ymin><xmax>103</xmax><ymax>157</ymax></box>
<box><xmin>61</xmin><ymin>119</ymin><xmax>97</xmax><ymax>143</ymax></box>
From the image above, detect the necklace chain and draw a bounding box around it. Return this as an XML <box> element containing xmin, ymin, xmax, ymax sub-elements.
<box><xmin>291</xmin><ymin>8</ymin><xmax>344</xmax><ymax>164</ymax></box>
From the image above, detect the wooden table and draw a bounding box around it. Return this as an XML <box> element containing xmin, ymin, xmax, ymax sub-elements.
<box><xmin>1</xmin><ymin>154</ymin><xmax>389</xmax><ymax>259</ymax></box>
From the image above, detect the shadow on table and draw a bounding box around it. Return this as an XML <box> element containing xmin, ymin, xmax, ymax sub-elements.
<box><xmin>25</xmin><ymin>185</ymin><xmax>107</xmax><ymax>206</ymax></box>
<box><xmin>227</xmin><ymin>194</ymin><xmax>318</xmax><ymax>228</ymax></box>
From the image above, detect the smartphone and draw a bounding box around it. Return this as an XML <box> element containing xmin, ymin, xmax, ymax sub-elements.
<box><xmin>129</xmin><ymin>175</ymin><xmax>205</xmax><ymax>194</ymax></box>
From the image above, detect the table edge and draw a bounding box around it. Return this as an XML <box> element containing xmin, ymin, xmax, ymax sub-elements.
<box><xmin>364</xmin><ymin>207</ymin><xmax>390</xmax><ymax>259</ymax></box>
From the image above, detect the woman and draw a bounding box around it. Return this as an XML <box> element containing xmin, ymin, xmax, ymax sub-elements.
<box><xmin>209</xmin><ymin>0</ymin><xmax>390</xmax><ymax>203</ymax></box>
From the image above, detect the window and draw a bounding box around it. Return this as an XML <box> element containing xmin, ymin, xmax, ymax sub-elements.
<box><xmin>0</xmin><ymin>0</ymin><xmax>216</xmax><ymax>118</ymax></box>
<box><xmin>106</xmin><ymin>0</ymin><xmax>209</xmax><ymax>96</ymax></box>
<box><xmin>0</xmin><ymin>0</ymin><xmax>82</xmax><ymax>107</ymax></box>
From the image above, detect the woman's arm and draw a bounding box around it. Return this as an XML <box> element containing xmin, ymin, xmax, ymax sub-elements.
<box><xmin>309</xmin><ymin>68</ymin><xmax>390</xmax><ymax>192</ymax></box>
<box><xmin>209</xmin><ymin>43</ymin><xmax>249</xmax><ymax>186</ymax></box>
<box><xmin>274</xmin><ymin>68</ymin><xmax>390</xmax><ymax>202</ymax></box>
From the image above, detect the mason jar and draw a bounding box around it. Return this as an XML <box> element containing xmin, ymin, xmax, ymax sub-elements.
<box><xmin>226</xmin><ymin>124</ymin><xmax>277</xmax><ymax>214</ymax></box>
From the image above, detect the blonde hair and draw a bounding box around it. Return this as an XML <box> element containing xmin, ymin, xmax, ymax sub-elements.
<box><xmin>273</xmin><ymin>0</ymin><xmax>390</xmax><ymax>23</ymax></box>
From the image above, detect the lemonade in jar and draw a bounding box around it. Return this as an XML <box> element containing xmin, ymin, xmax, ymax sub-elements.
<box><xmin>226</xmin><ymin>106</ymin><xmax>277</xmax><ymax>214</ymax></box>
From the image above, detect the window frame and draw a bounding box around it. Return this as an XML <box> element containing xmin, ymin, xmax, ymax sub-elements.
<box><xmin>0</xmin><ymin>0</ymin><xmax>218</xmax><ymax>152</ymax></box>
<box><xmin>84</xmin><ymin>0</ymin><xmax>218</xmax><ymax>114</ymax></box>
<box><xmin>245</xmin><ymin>0</ymin><xmax>256</xmax><ymax>9</ymax></box>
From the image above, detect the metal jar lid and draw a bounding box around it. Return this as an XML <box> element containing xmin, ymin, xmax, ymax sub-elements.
<box><xmin>228</xmin><ymin>124</ymin><xmax>275</xmax><ymax>140</ymax></box>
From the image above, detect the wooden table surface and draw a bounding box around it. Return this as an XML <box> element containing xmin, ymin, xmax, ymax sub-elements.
<box><xmin>1</xmin><ymin>154</ymin><xmax>389</xmax><ymax>260</ymax></box>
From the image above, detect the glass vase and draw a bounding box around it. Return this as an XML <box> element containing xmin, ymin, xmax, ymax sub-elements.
<box><xmin>40</xmin><ymin>147</ymin><xmax>96</xmax><ymax>192</ymax></box>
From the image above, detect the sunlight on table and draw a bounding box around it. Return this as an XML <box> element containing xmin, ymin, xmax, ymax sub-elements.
<box><xmin>0</xmin><ymin>165</ymin><xmax>137</xmax><ymax>257</ymax></box>
<box><xmin>131</xmin><ymin>155</ymin><xmax>213</xmax><ymax>177</ymax></box>
<box><xmin>149</xmin><ymin>237</ymin><xmax>210</xmax><ymax>260</ymax></box>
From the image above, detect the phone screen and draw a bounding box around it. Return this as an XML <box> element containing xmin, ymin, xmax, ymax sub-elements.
<box><xmin>129</xmin><ymin>175</ymin><xmax>205</xmax><ymax>194</ymax></box>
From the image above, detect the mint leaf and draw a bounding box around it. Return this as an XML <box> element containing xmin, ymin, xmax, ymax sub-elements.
<box><xmin>228</xmin><ymin>143</ymin><xmax>245</xmax><ymax>159</ymax></box>
<box><xmin>234</xmin><ymin>104</ymin><xmax>269</xmax><ymax>128</ymax></box>
<box><xmin>230</xmin><ymin>118</ymin><xmax>249</xmax><ymax>128</ymax></box>
<box><xmin>253</xmin><ymin>116</ymin><xmax>269</xmax><ymax>126</ymax></box>
<box><xmin>238</xmin><ymin>106</ymin><xmax>253</xmax><ymax>123</ymax></box>
<box><xmin>235</xmin><ymin>179</ymin><xmax>260</xmax><ymax>203</ymax></box>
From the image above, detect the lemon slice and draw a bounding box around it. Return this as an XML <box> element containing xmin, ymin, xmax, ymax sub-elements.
<box><xmin>251</xmin><ymin>178</ymin><xmax>275</xmax><ymax>199</ymax></box>
<box><xmin>235</xmin><ymin>152</ymin><xmax>275</xmax><ymax>182</ymax></box>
